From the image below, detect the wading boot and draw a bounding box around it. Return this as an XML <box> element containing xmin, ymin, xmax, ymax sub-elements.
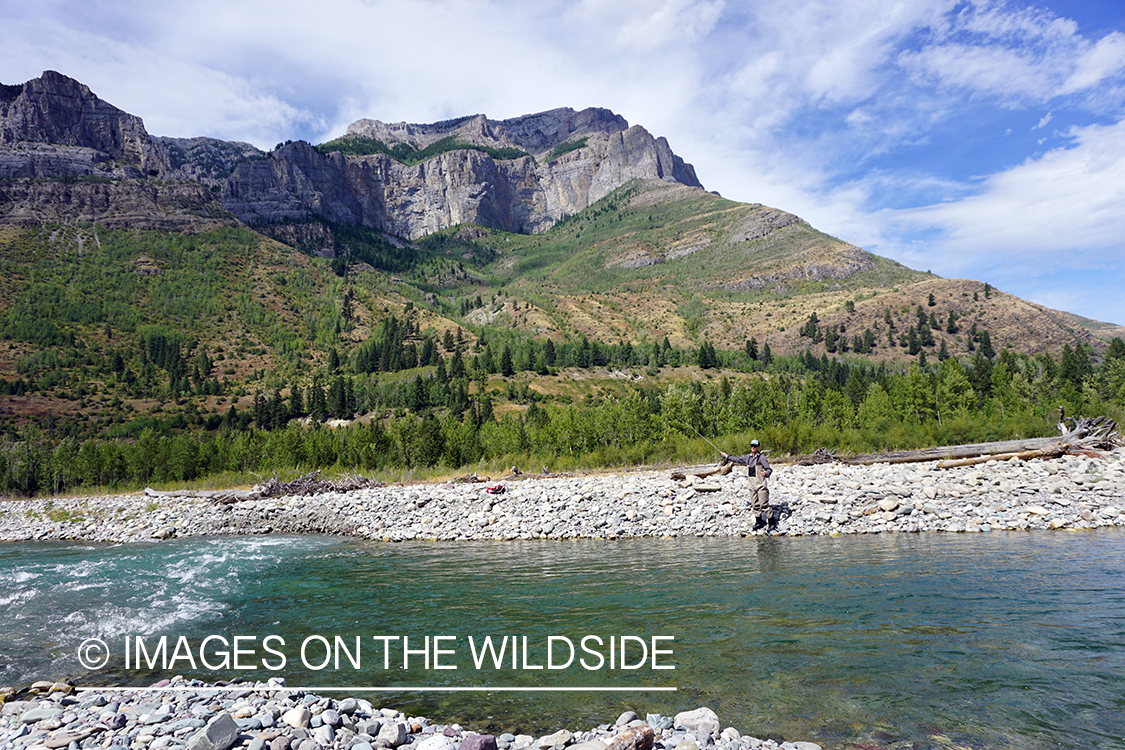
<box><xmin>752</xmin><ymin>512</ymin><xmax>768</xmax><ymax>531</ymax></box>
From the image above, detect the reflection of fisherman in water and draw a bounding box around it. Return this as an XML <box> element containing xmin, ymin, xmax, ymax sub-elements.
<box><xmin>753</xmin><ymin>534</ymin><xmax>783</xmax><ymax>573</ymax></box>
<box><xmin>721</xmin><ymin>439</ymin><xmax>776</xmax><ymax>531</ymax></box>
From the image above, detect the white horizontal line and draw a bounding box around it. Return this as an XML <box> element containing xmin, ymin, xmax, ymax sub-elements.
<box><xmin>76</xmin><ymin>686</ymin><xmax>677</xmax><ymax>693</ymax></box>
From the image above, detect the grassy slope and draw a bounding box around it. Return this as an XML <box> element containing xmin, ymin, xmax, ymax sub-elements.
<box><xmin>0</xmin><ymin>178</ymin><xmax>1110</xmax><ymax>435</ymax></box>
<box><xmin>406</xmin><ymin>179</ymin><xmax>1101</xmax><ymax>359</ymax></box>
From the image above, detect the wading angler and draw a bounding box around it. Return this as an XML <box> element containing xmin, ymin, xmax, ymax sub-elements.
<box><xmin>721</xmin><ymin>439</ymin><xmax>775</xmax><ymax>531</ymax></box>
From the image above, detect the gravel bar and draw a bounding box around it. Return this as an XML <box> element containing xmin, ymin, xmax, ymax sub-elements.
<box><xmin>2</xmin><ymin>452</ymin><xmax>1124</xmax><ymax>543</ymax></box>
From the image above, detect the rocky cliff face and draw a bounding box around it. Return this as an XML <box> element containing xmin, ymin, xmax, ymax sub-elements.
<box><xmin>0</xmin><ymin>72</ymin><xmax>237</xmax><ymax>228</ymax></box>
<box><xmin>224</xmin><ymin>111</ymin><xmax>702</xmax><ymax>239</ymax></box>
<box><xmin>157</xmin><ymin>136</ymin><xmax>266</xmax><ymax>188</ymax></box>
<box><xmin>1</xmin><ymin>71</ymin><xmax>702</xmax><ymax>240</ymax></box>
<box><xmin>1</xmin><ymin>71</ymin><xmax>168</xmax><ymax>177</ymax></box>
<box><xmin>0</xmin><ymin>179</ymin><xmax>235</xmax><ymax>230</ymax></box>
<box><xmin>346</xmin><ymin>107</ymin><xmax>630</xmax><ymax>153</ymax></box>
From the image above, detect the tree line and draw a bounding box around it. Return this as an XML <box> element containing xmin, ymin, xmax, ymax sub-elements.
<box><xmin>3</xmin><ymin>338</ymin><xmax>1122</xmax><ymax>497</ymax></box>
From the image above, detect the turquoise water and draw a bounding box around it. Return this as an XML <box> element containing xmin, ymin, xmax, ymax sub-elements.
<box><xmin>3</xmin><ymin>531</ymin><xmax>1125</xmax><ymax>749</ymax></box>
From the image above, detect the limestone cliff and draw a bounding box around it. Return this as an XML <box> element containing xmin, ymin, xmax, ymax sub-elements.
<box><xmin>0</xmin><ymin>179</ymin><xmax>236</xmax><ymax>230</ymax></box>
<box><xmin>0</xmin><ymin>71</ymin><xmax>168</xmax><ymax>177</ymax></box>
<box><xmin>1</xmin><ymin>71</ymin><xmax>702</xmax><ymax>240</ymax></box>
<box><xmin>346</xmin><ymin>107</ymin><xmax>631</xmax><ymax>152</ymax></box>
<box><xmin>224</xmin><ymin>110</ymin><xmax>702</xmax><ymax>239</ymax></box>
<box><xmin>157</xmin><ymin>136</ymin><xmax>266</xmax><ymax>188</ymax></box>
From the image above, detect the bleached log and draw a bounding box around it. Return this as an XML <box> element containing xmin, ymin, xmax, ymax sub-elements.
<box><xmin>935</xmin><ymin>447</ymin><xmax>1065</xmax><ymax>469</ymax></box>
<box><xmin>844</xmin><ymin>415</ymin><xmax>1119</xmax><ymax>466</ymax></box>
<box><xmin>669</xmin><ymin>463</ymin><xmax>734</xmax><ymax>481</ymax></box>
<box><xmin>844</xmin><ymin>439</ymin><xmax>1072</xmax><ymax>466</ymax></box>
<box><xmin>143</xmin><ymin>487</ymin><xmax>260</xmax><ymax>502</ymax></box>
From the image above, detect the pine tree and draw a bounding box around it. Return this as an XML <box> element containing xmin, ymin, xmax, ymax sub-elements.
<box><xmin>696</xmin><ymin>341</ymin><xmax>718</xmax><ymax>369</ymax></box>
<box><xmin>308</xmin><ymin>377</ymin><xmax>327</xmax><ymax>422</ymax></box>
<box><xmin>979</xmin><ymin>329</ymin><xmax>995</xmax><ymax>359</ymax></box>
<box><xmin>451</xmin><ymin>349</ymin><xmax>466</xmax><ymax>379</ymax></box>
<box><xmin>328</xmin><ymin>376</ymin><xmax>346</xmax><ymax>417</ymax></box>
<box><xmin>907</xmin><ymin>327</ymin><xmax>921</xmax><ymax>355</ymax></box>
<box><xmin>801</xmin><ymin>312</ymin><xmax>819</xmax><ymax>339</ymax></box>
<box><xmin>289</xmin><ymin>383</ymin><xmax>304</xmax><ymax>417</ymax></box>
<box><xmin>946</xmin><ymin>310</ymin><xmax>958</xmax><ymax>334</ymax></box>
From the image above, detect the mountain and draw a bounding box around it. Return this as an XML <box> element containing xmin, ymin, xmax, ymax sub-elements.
<box><xmin>0</xmin><ymin>69</ymin><xmax>1117</xmax><ymax>373</ymax></box>
<box><xmin>2</xmin><ymin>72</ymin><xmax>702</xmax><ymax>240</ymax></box>
<box><xmin>223</xmin><ymin>109</ymin><xmax>700</xmax><ymax>240</ymax></box>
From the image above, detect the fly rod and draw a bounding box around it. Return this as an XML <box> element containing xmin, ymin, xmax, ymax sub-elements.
<box><xmin>682</xmin><ymin>419</ymin><xmax>724</xmax><ymax>455</ymax></box>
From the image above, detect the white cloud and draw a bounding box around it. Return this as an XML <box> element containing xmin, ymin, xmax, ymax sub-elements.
<box><xmin>1060</xmin><ymin>31</ymin><xmax>1125</xmax><ymax>94</ymax></box>
<box><xmin>0</xmin><ymin>11</ymin><xmax>323</xmax><ymax>144</ymax></box>
<box><xmin>571</xmin><ymin>0</ymin><xmax>725</xmax><ymax>51</ymax></box>
<box><xmin>3</xmin><ymin>0</ymin><xmax>1125</xmax><ymax>322</ymax></box>
<box><xmin>877</xmin><ymin>117</ymin><xmax>1125</xmax><ymax>274</ymax></box>
<box><xmin>896</xmin><ymin>3</ymin><xmax>1125</xmax><ymax>105</ymax></box>
<box><xmin>899</xmin><ymin>42</ymin><xmax>1057</xmax><ymax>99</ymax></box>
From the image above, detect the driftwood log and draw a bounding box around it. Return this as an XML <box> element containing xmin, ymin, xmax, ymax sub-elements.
<box><xmin>142</xmin><ymin>487</ymin><xmax>259</xmax><ymax>504</ymax></box>
<box><xmin>934</xmin><ymin>446</ymin><xmax>1068</xmax><ymax>469</ymax></box>
<box><xmin>144</xmin><ymin>471</ymin><xmax>386</xmax><ymax>505</ymax></box>
<box><xmin>670</xmin><ymin>463</ymin><xmax>734</xmax><ymax>481</ymax></box>
<box><xmin>780</xmin><ymin>448</ymin><xmax>839</xmax><ymax>466</ymax></box>
<box><xmin>669</xmin><ymin>415</ymin><xmax>1120</xmax><ymax>478</ymax></box>
<box><xmin>844</xmin><ymin>415</ymin><xmax>1120</xmax><ymax>467</ymax></box>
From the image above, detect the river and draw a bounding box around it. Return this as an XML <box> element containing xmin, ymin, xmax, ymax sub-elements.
<box><xmin>3</xmin><ymin>530</ymin><xmax>1124</xmax><ymax>749</ymax></box>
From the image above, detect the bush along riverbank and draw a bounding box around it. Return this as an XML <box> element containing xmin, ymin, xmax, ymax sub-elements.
<box><xmin>0</xmin><ymin>678</ymin><xmax>823</xmax><ymax>750</ymax></box>
<box><xmin>2</xmin><ymin>450</ymin><xmax>1123</xmax><ymax>543</ymax></box>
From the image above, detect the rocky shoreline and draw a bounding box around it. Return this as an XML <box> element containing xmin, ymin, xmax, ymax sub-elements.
<box><xmin>1</xmin><ymin>451</ymin><xmax>1123</xmax><ymax>543</ymax></box>
<box><xmin>4</xmin><ymin>455</ymin><xmax>1122</xmax><ymax>750</ymax></box>
<box><xmin>0</xmin><ymin>679</ymin><xmax>818</xmax><ymax>750</ymax></box>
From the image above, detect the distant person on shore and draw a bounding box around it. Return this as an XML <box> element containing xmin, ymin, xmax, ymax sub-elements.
<box><xmin>721</xmin><ymin>439</ymin><xmax>775</xmax><ymax>530</ymax></box>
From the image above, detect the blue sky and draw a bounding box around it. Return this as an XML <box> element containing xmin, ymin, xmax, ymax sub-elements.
<box><xmin>4</xmin><ymin>0</ymin><xmax>1124</xmax><ymax>325</ymax></box>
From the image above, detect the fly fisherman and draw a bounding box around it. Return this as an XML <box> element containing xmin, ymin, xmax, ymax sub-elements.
<box><xmin>720</xmin><ymin>439</ymin><xmax>775</xmax><ymax>531</ymax></box>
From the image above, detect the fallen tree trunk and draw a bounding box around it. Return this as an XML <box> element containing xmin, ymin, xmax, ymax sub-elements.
<box><xmin>844</xmin><ymin>415</ymin><xmax>1119</xmax><ymax>467</ymax></box>
<box><xmin>671</xmin><ymin>416</ymin><xmax>1120</xmax><ymax>475</ymax></box>
<box><xmin>669</xmin><ymin>463</ymin><xmax>734</xmax><ymax>481</ymax></box>
<box><xmin>143</xmin><ymin>487</ymin><xmax>259</xmax><ymax>503</ymax></box>
<box><xmin>775</xmin><ymin>448</ymin><xmax>838</xmax><ymax>466</ymax></box>
<box><xmin>934</xmin><ymin>446</ymin><xmax>1067</xmax><ymax>469</ymax></box>
<box><xmin>844</xmin><ymin>439</ymin><xmax>1070</xmax><ymax>466</ymax></box>
<box><xmin>144</xmin><ymin>471</ymin><xmax>386</xmax><ymax>504</ymax></box>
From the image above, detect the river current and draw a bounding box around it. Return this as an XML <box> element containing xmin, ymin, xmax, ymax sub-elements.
<box><xmin>3</xmin><ymin>531</ymin><xmax>1124</xmax><ymax>749</ymax></box>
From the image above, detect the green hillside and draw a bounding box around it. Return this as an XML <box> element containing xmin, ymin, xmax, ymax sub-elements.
<box><xmin>1</xmin><ymin>179</ymin><xmax>1122</xmax><ymax>497</ymax></box>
